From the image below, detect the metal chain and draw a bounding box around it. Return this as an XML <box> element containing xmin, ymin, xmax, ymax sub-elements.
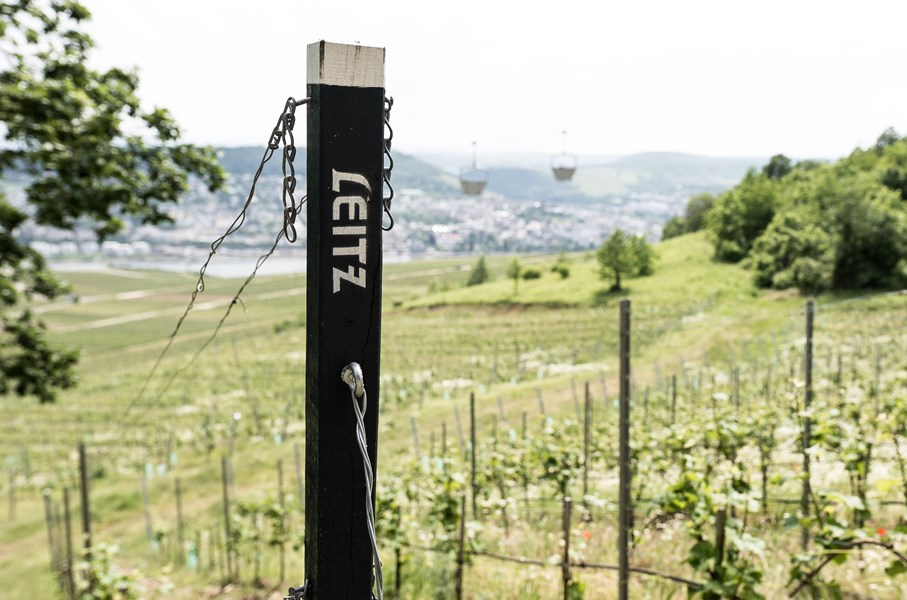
<box><xmin>279</xmin><ymin>97</ymin><xmax>303</xmax><ymax>242</ymax></box>
<box><xmin>381</xmin><ymin>96</ymin><xmax>395</xmax><ymax>231</ymax></box>
<box><xmin>341</xmin><ymin>362</ymin><xmax>384</xmax><ymax>600</ymax></box>
<box><xmin>127</xmin><ymin>96</ymin><xmax>306</xmax><ymax>416</ymax></box>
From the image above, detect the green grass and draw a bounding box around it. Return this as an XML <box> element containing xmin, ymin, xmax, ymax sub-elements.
<box><xmin>1</xmin><ymin>231</ymin><xmax>904</xmax><ymax>599</ymax></box>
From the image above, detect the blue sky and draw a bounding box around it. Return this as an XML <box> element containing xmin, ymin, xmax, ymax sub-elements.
<box><xmin>85</xmin><ymin>0</ymin><xmax>907</xmax><ymax>159</ymax></box>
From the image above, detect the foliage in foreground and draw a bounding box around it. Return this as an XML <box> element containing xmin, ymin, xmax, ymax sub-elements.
<box><xmin>0</xmin><ymin>0</ymin><xmax>225</xmax><ymax>402</ymax></box>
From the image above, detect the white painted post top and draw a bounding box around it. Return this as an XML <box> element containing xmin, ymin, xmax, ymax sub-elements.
<box><xmin>307</xmin><ymin>40</ymin><xmax>385</xmax><ymax>88</ymax></box>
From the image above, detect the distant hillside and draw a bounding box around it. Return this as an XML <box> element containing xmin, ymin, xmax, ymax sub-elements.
<box><xmin>214</xmin><ymin>147</ymin><xmax>765</xmax><ymax>201</ymax></box>
<box><xmin>606</xmin><ymin>152</ymin><xmax>763</xmax><ymax>193</ymax></box>
<box><xmin>484</xmin><ymin>153</ymin><xmax>764</xmax><ymax>200</ymax></box>
<box><xmin>418</xmin><ymin>151</ymin><xmax>765</xmax><ymax>201</ymax></box>
<box><xmin>215</xmin><ymin>146</ymin><xmax>460</xmax><ymax>196</ymax></box>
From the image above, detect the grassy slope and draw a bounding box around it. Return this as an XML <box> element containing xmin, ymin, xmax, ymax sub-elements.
<box><xmin>0</xmin><ymin>232</ymin><xmax>844</xmax><ymax>599</ymax></box>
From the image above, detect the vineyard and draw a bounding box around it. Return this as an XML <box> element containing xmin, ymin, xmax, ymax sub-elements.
<box><xmin>1</xmin><ymin>233</ymin><xmax>906</xmax><ymax>599</ymax></box>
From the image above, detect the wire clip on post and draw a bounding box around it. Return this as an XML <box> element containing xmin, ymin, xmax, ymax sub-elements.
<box><xmin>284</xmin><ymin>582</ymin><xmax>308</xmax><ymax>599</ymax></box>
<box><xmin>341</xmin><ymin>362</ymin><xmax>384</xmax><ymax>600</ymax></box>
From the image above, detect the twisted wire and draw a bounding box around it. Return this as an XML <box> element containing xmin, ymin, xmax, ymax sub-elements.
<box><xmin>346</xmin><ymin>367</ymin><xmax>384</xmax><ymax>600</ymax></box>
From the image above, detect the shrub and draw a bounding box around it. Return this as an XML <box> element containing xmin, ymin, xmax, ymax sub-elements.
<box><xmin>522</xmin><ymin>268</ymin><xmax>542</xmax><ymax>280</ymax></box>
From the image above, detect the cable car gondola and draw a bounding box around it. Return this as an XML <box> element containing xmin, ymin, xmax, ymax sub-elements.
<box><xmin>459</xmin><ymin>141</ymin><xmax>488</xmax><ymax>195</ymax></box>
<box><xmin>551</xmin><ymin>130</ymin><xmax>577</xmax><ymax>182</ymax></box>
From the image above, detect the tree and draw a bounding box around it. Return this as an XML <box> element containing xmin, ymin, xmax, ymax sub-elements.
<box><xmin>661</xmin><ymin>216</ymin><xmax>685</xmax><ymax>240</ymax></box>
<box><xmin>597</xmin><ymin>229</ymin><xmax>655</xmax><ymax>292</ymax></box>
<box><xmin>551</xmin><ymin>253</ymin><xmax>571</xmax><ymax>279</ymax></box>
<box><xmin>706</xmin><ymin>171</ymin><xmax>779</xmax><ymax>262</ymax></box>
<box><xmin>507</xmin><ymin>258</ymin><xmax>522</xmax><ymax>295</ymax></box>
<box><xmin>761</xmin><ymin>154</ymin><xmax>793</xmax><ymax>180</ymax></box>
<box><xmin>829</xmin><ymin>177</ymin><xmax>906</xmax><ymax>289</ymax></box>
<box><xmin>740</xmin><ymin>151</ymin><xmax>907</xmax><ymax>293</ymax></box>
<box><xmin>684</xmin><ymin>193</ymin><xmax>715</xmax><ymax>232</ymax></box>
<box><xmin>466</xmin><ymin>255</ymin><xmax>491</xmax><ymax>286</ymax></box>
<box><xmin>744</xmin><ymin>212</ymin><xmax>834</xmax><ymax>293</ymax></box>
<box><xmin>0</xmin><ymin>1</ymin><xmax>225</xmax><ymax>402</ymax></box>
<box><xmin>874</xmin><ymin>127</ymin><xmax>900</xmax><ymax>154</ymax></box>
<box><xmin>629</xmin><ymin>234</ymin><xmax>655</xmax><ymax>276</ymax></box>
<box><xmin>876</xmin><ymin>135</ymin><xmax>907</xmax><ymax>201</ymax></box>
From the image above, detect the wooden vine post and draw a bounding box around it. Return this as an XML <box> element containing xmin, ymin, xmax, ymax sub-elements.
<box><xmin>618</xmin><ymin>299</ymin><xmax>632</xmax><ymax>600</ymax></box>
<box><xmin>801</xmin><ymin>298</ymin><xmax>814</xmax><ymax>550</ymax></box>
<box><xmin>78</xmin><ymin>442</ymin><xmax>91</xmax><ymax>561</ymax></box>
<box><xmin>304</xmin><ymin>40</ymin><xmax>386</xmax><ymax>598</ymax></box>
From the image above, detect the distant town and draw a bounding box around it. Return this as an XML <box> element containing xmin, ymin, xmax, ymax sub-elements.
<box><xmin>7</xmin><ymin>149</ymin><xmax>761</xmax><ymax>270</ymax></box>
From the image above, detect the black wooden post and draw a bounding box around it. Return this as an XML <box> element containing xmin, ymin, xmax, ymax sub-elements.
<box><xmin>618</xmin><ymin>300</ymin><xmax>631</xmax><ymax>600</ymax></box>
<box><xmin>304</xmin><ymin>40</ymin><xmax>386</xmax><ymax>599</ymax></box>
<box><xmin>801</xmin><ymin>298</ymin><xmax>814</xmax><ymax>551</ymax></box>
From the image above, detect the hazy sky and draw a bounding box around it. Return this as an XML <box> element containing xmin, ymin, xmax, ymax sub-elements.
<box><xmin>85</xmin><ymin>0</ymin><xmax>907</xmax><ymax>160</ymax></box>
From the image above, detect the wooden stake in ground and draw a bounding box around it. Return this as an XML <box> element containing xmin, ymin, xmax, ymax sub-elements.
<box><xmin>220</xmin><ymin>455</ymin><xmax>233</xmax><ymax>581</ymax></box>
<box><xmin>141</xmin><ymin>473</ymin><xmax>154</xmax><ymax>548</ymax></box>
<box><xmin>801</xmin><ymin>298</ymin><xmax>814</xmax><ymax>551</ymax></box>
<box><xmin>618</xmin><ymin>300</ymin><xmax>632</xmax><ymax>600</ymax></box>
<box><xmin>42</xmin><ymin>489</ymin><xmax>62</xmax><ymax>589</ymax></box>
<box><xmin>410</xmin><ymin>416</ymin><xmax>420</xmax><ymax>457</ymax></box>
<box><xmin>304</xmin><ymin>40</ymin><xmax>386</xmax><ymax>599</ymax></box>
<box><xmin>583</xmin><ymin>383</ymin><xmax>591</xmax><ymax>502</ymax></box>
<box><xmin>455</xmin><ymin>405</ymin><xmax>465</xmax><ymax>452</ymax></box>
<box><xmin>561</xmin><ymin>496</ymin><xmax>573</xmax><ymax>600</ymax></box>
<box><xmin>175</xmin><ymin>477</ymin><xmax>185</xmax><ymax>565</ymax></box>
<box><xmin>63</xmin><ymin>487</ymin><xmax>75</xmax><ymax>598</ymax></box>
<box><xmin>78</xmin><ymin>442</ymin><xmax>91</xmax><ymax>560</ymax></box>
<box><xmin>7</xmin><ymin>465</ymin><xmax>15</xmax><ymax>522</ymax></box>
<box><xmin>277</xmin><ymin>459</ymin><xmax>286</xmax><ymax>584</ymax></box>
<box><xmin>455</xmin><ymin>496</ymin><xmax>466</xmax><ymax>600</ymax></box>
<box><xmin>470</xmin><ymin>392</ymin><xmax>477</xmax><ymax>519</ymax></box>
